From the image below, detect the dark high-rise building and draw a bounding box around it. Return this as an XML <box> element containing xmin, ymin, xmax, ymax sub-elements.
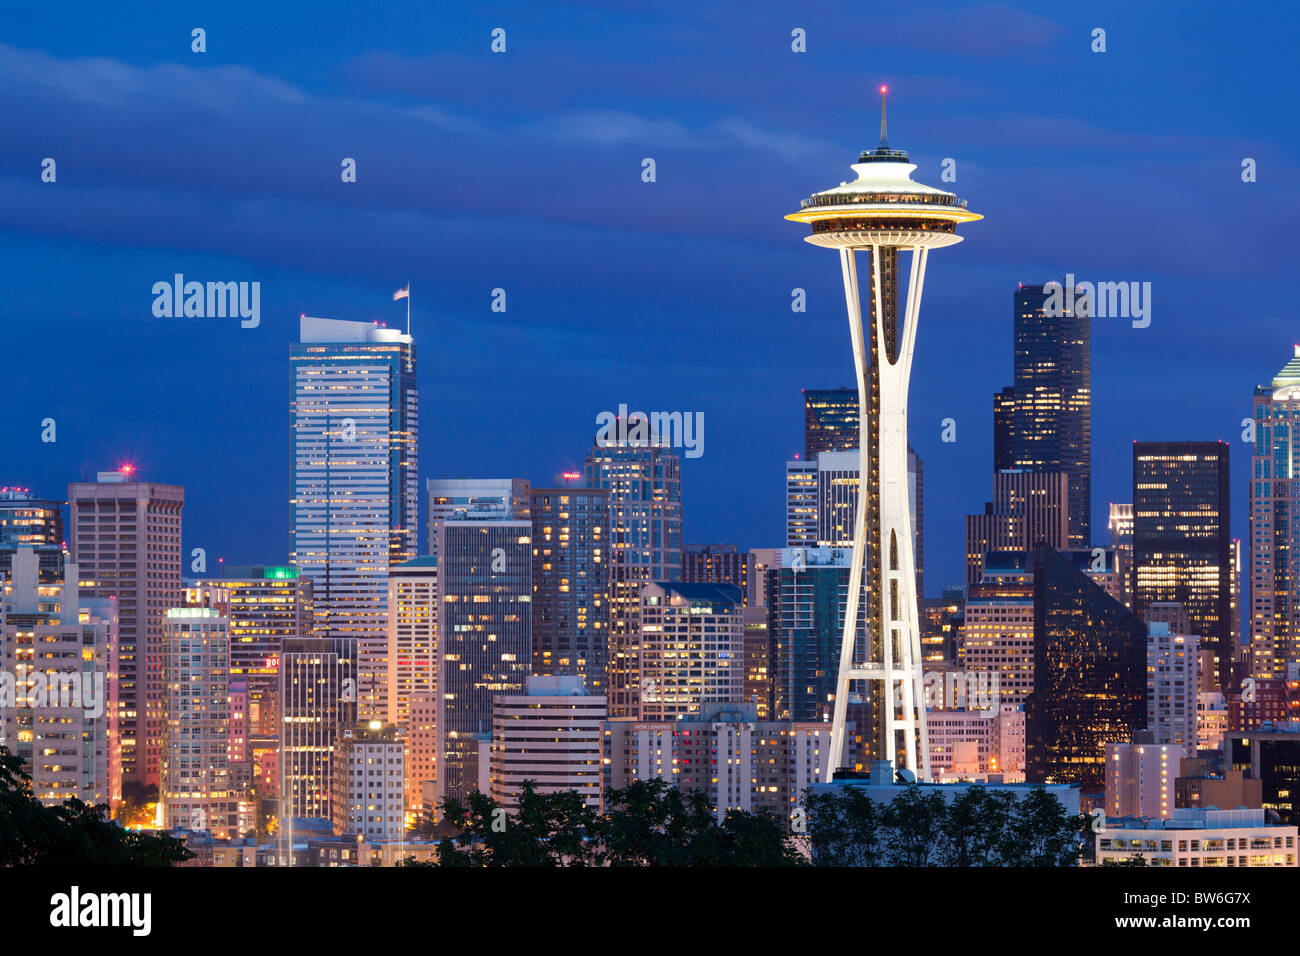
<box><xmin>1226</xmin><ymin>731</ymin><xmax>1300</xmax><ymax>825</ymax></box>
<box><xmin>1133</xmin><ymin>441</ymin><xmax>1232</xmax><ymax>688</ymax></box>
<box><xmin>584</xmin><ymin>433</ymin><xmax>682</xmax><ymax>719</ymax></box>
<box><xmin>279</xmin><ymin>636</ymin><xmax>357</xmax><ymax>821</ymax></box>
<box><xmin>802</xmin><ymin>388</ymin><xmax>858</xmax><ymax>459</ymax></box>
<box><xmin>682</xmin><ymin>544</ymin><xmax>751</xmax><ymax>600</ymax></box>
<box><xmin>530</xmin><ymin>485</ymin><xmax>609</xmax><ymax>691</ymax></box>
<box><xmin>0</xmin><ymin>488</ymin><xmax>64</xmax><ymax>584</ymax></box>
<box><xmin>994</xmin><ymin>283</ymin><xmax>1091</xmax><ymax>548</ymax></box>
<box><xmin>1025</xmin><ymin>546</ymin><xmax>1147</xmax><ymax>791</ymax></box>
<box><xmin>435</xmin><ymin>519</ymin><xmax>532</xmax><ymax>804</ymax></box>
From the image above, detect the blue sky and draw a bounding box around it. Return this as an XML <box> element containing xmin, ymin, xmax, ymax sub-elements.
<box><xmin>1</xmin><ymin>0</ymin><xmax>1295</xmax><ymax>591</ymax></box>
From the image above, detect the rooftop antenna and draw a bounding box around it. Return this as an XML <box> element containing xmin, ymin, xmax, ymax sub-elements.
<box><xmin>879</xmin><ymin>85</ymin><xmax>888</xmax><ymax>148</ymax></box>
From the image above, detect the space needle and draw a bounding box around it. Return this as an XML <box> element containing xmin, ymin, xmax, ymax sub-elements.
<box><xmin>786</xmin><ymin>88</ymin><xmax>980</xmax><ymax>782</ymax></box>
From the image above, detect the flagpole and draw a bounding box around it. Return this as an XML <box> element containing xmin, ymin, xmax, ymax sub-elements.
<box><xmin>406</xmin><ymin>282</ymin><xmax>410</xmax><ymax>336</ymax></box>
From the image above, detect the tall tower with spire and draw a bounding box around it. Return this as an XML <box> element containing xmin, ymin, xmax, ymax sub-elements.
<box><xmin>785</xmin><ymin>88</ymin><xmax>980</xmax><ymax>780</ymax></box>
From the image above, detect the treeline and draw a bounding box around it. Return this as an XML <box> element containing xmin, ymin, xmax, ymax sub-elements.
<box><xmin>410</xmin><ymin>778</ymin><xmax>1088</xmax><ymax>867</ymax></box>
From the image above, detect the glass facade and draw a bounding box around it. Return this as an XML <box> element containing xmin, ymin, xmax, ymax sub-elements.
<box><xmin>1025</xmin><ymin>546</ymin><xmax>1146</xmax><ymax>791</ymax></box>
<box><xmin>994</xmin><ymin>284</ymin><xmax>1092</xmax><ymax>549</ymax></box>
<box><xmin>1133</xmin><ymin>440</ymin><xmax>1232</xmax><ymax>688</ymax></box>
<box><xmin>289</xmin><ymin>318</ymin><xmax>418</xmax><ymax>720</ymax></box>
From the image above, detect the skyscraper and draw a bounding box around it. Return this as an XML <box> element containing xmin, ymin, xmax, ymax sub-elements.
<box><xmin>69</xmin><ymin>467</ymin><xmax>184</xmax><ymax>788</ymax></box>
<box><xmin>637</xmin><ymin>582</ymin><xmax>744</xmax><ymax>722</ymax></box>
<box><xmin>290</xmin><ymin>316</ymin><xmax>418</xmax><ymax>720</ymax></box>
<box><xmin>1025</xmin><ymin>546</ymin><xmax>1147</xmax><ymax>791</ymax></box>
<box><xmin>1109</xmin><ymin>502</ymin><xmax>1135</xmax><ymax>608</ymax></box>
<box><xmin>682</xmin><ymin>544</ymin><xmax>751</xmax><ymax>597</ymax></box>
<box><xmin>489</xmin><ymin>675</ymin><xmax>605</xmax><ymax>813</ymax></box>
<box><xmin>279</xmin><ymin>636</ymin><xmax>357</xmax><ymax>821</ymax></box>
<box><xmin>964</xmin><ymin>470</ymin><xmax>1069</xmax><ymax>583</ymax></box>
<box><xmin>160</xmin><ymin>607</ymin><xmax>235</xmax><ymax>836</ymax></box>
<box><xmin>994</xmin><ymin>283</ymin><xmax>1091</xmax><ymax>548</ymax></box>
<box><xmin>386</xmin><ymin>556</ymin><xmax>438</xmax><ymax>732</ymax></box>
<box><xmin>426</xmin><ymin>478</ymin><xmax>529</xmax><ymax>560</ymax></box>
<box><xmin>435</xmin><ymin>519</ymin><xmax>532</xmax><ymax>804</ymax></box>
<box><xmin>0</xmin><ymin>547</ymin><xmax>119</xmax><ymax>809</ymax></box>
<box><xmin>584</xmin><ymin>431</ymin><xmax>682</xmax><ymax>719</ymax></box>
<box><xmin>0</xmin><ymin>488</ymin><xmax>64</xmax><ymax>585</ymax></box>
<box><xmin>1250</xmin><ymin>346</ymin><xmax>1300</xmax><ymax>679</ymax></box>
<box><xmin>530</xmin><ymin>485</ymin><xmax>609</xmax><ymax>691</ymax></box>
<box><xmin>785</xmin><ymin>448</ymin><xmax>924</xmax><ymax>596</ymax></box>
<box><xmin>803</xmin><ymin>387</ymin><xmax>859</xmax><ymax>459</ymax></box>
<box><xmin>1133</xmin><ymin>441</ymin><xmax>1232</xmax><ymax>689</ymax></box>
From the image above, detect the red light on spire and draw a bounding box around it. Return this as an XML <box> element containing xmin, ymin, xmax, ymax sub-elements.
<box><xmin>120</xmin><ymin>464</ymin><xmax>134</xmax><ymax>475</ymax></box>
<box><xmin>880</xmin><ymin>85</ymin><xmax>887</xmax><ymax>94</ymax></box>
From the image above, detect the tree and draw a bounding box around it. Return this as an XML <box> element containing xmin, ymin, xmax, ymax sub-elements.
<box><xmin>805</xmin><ymin>786</ymin><xmax>885</xmax><ymax>866</ymax></box>
<box><xmin>882</xmin><ymin>785</ymin><xmax>949</xmax><ymax>866</ymax></box>
<box><xmin>999</xmin><ymin>786</ymin><xmax>1088</xmax><ymax>867</ymax></box>
<box><xmin>939</xmin><ymin>786</ymin><xmax>1016</xmax><ymax>866</ymax></box>
<box><xmin>433</xmin><ymin>781</ymin><xmax>601</xmax><ymax>867</ymax></box>
<box><xmin>0</xmin><ymin>747</ymin><xmax>191</xmax><ymax>866</ymax></box>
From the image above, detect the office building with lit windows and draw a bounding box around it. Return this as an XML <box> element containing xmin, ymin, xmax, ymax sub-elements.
<box><xmin>290</xmin><ymin>316</ymin><xmax>418</xmax><ymax>721</ymax></box>
<box><xmin>1096</xmin><ymin>808</ymin><xmax>1296</xmax><ymax>867</ymax></box>
<box><xmin>332</xmin><ymin>720</ymin><xmax>406</xmax><ymax>843</ymax></box>
<box><xmin>160</xmin><ymin>607</ymin><xmax>236</xmax><ymax>837</ymax></box>
<box><xmin>1147</xmin><ymin>622</ymin><xmax>1198</xmax><ymax>748</ymax></box>
<box><xmin>994</xmin><ymin>282</ymin><xmax>1092</xmax><ymax>549</ymax></box>
<box><xmin>530</xmin><ymin>485</ymin><xmax>609</xmax><ymax>691</ymax></box>
<box><xmin>960</xmin><ymin>554</ymin><xmax>1035</xmax><ymax>708</ymax></box>
<box><xmin>1250</xmin><ymin>346</ymin><xmax>1300</xmax><ymax>679</ymax></box>
<box><xmin>1133</xmin><ymin>441</ymin><xmax>1232</xmax><ymax>689</ymax></box>
<box><xmin>435</xmin><ymin>519</ymin><xmax>532</xmax><ymax>805</ymax></box>
<box><xmin>584</xmin><ymin>432</ymin><xmax>681</xmax><ymax>719</ymax></box>
<box><xmin>69</xmin><ymin>468</ymin><xmax>183</xmax><ymax>788</ymax></box>
<box><xmin>1105</xmin><ymin>739</ymin><xmax>1184</xmax><ymax>820</ymax></box>
<box><xmin>964</xmin><ymin>470</ymin><xmax>1069</xmax><ymax>583</ymax></box>
<box><xmin>784</xmin><ymin>449</ymin><xmax>924</xmax><ymax>596</ymax></box>
<box><xmin>0</xmin><ymin>488</ymin><xmax>64</xmax><ymax>585</ymax></box>
<box><xmin>489</xmin><ymin>675</ymin><xmax>605</xmax><ymax>813</ymax></box>
<box><xmin>279</xmin><ymin>636</ymin><xmax>357</xmax><ymax>821</ymax></box>
<box><xmin>637</xmin><ymin>582</ymin><xmax>743</xmax><ymax>722</ymax></box>
<box><xmin>386</xmin><ymin>556</ymin><xmax>437</xmax><ymax>731</ymax></box>
<box><xmin>0</xmin><ymin>547</ymin><xmax>120</xmax><ymax>809</ymax></box>
<box><xmin>426</xmin><ymin>478</ymin><xmax>529</xmax><ymax>560</ymax></box>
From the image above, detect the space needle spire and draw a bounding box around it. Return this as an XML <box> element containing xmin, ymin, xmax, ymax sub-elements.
<box><xmin>786</xmin><ymin>90</ymin><xmax>981</xmax><ymax>783</ymax></box>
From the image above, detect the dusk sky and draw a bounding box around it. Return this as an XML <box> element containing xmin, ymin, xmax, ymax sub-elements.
<box><xmin>2</xmin><ymin>0</ymin><xmax>1295</xmax><ymax>590</ymax></box>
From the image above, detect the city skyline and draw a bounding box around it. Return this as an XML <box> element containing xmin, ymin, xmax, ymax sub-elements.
<box><xmin>5</xmin><ymin>3</ymin><xmax>1300</xmax><ymax>901</ymax></box>
<box><xmin>2</xmin><ymin>2</ymin><xmax>1294</xmax><ymax>592</ymax></box>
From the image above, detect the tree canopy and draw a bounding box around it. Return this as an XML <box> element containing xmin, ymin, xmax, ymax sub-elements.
<box><xmin>0</xmin><ymin>746</ymin><xmax>192</xmax><ymax>867</ymax></box>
